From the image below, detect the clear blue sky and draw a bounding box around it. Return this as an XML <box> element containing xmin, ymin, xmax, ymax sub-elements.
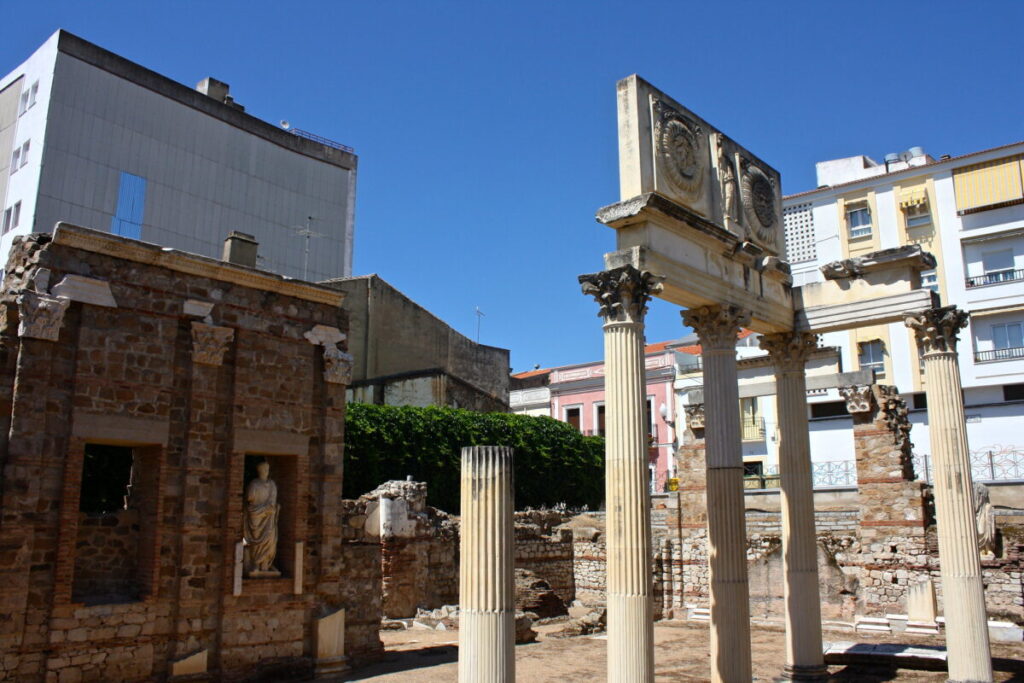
<box><xmin>5</xmin><ymin>1</ymin><xmax>1023</xmax><ymax>372</ymax></box>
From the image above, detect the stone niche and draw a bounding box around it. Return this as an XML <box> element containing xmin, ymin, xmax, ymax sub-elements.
<box><xmin>242</xmin><ymin>453</ymin><xmax>299</xmax><ymax>581</ymax></box>
<box><xmin>72</xmin><ymin>443</ymin><xmax>161</xmax><ymax>605</ymax></box>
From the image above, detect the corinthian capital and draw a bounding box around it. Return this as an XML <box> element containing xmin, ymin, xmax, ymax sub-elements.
<box><xmin>323</xmin><ymin>346</ymin><xmax>354</xmax><ymax>385</ymax></box>
<box><xmin>191</xmin><ymin>322</ymin><xmax>234</xmax><ymax>366</ymax></box>
<box><xmin>904</xmin><ymin>306</ymin><xmax>969</xmax><ymax>354</ymax></box>
<box><xmin>839</xmin><ymin>385</ymin><xmax>873</xmax><ymax>414</ymax></box>
<box><xmin>759</xmin><ymin>331</ymin><xmax>818</xmax><ymax>373</ymax></box>
<box><xmin>16</xmin><ymin>291</ymin><xmax>70</xmax><ymax>342</ymax></box>
<box><xmin>681</xmin><ymin>305</ymin><xmax>751</xmax><ymax>351</ymax></box>
<box><xmin>578</xmin><ymin>265</ymin><xmax>663</xmax><ymax>324</ymax></box>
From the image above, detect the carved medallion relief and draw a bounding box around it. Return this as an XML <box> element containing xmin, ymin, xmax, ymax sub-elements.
<box><xmin>652</xmin><ymin>99</ymin><xmax>708</xmax><ymax>214</ymax></box>
<box><xmin>740</xmin><ymin>159</ymin><xmax>780</xmax><ymax>252</ymax></box>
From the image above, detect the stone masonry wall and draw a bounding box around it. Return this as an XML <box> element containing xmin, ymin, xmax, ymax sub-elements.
<box><xmin>72</xmin><ymin>510</ymin><xmax>140</xmax><ymax>604</ymax></box>
<box><xmin>0</xmin><ymin>227</ymin><xmax>378</xmax><ymax>681</ymax></box>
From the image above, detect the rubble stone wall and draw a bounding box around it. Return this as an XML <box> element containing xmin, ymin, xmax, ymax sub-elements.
<box><xmin>72</xmin><ymin>510</ymin><xmax>140</xmax><ymax>603</ymax></box>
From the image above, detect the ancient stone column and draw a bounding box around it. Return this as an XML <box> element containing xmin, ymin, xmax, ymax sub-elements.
<box><xmin>579</xmin><ymin>265</ymin><xmax>662</xmax><ymax>683</ymax></box>
<box><xmin>458</xmin><ymin>446</ymin><xmax>515</xmax><ymax>683</ymax></box>
<box><xmin>905</xmin><ymin>307</ymin><xmax>993</xmax><ymax>683</ymax></box>
<box><xmin>760</xmin><ymin>332</ymin><xmax>827</xmax><ymax>681</ymax></box>
<box><xmin>681</xmin><ymin>305</ymin><xmax>752</xmax><ymax>682</ymax></box>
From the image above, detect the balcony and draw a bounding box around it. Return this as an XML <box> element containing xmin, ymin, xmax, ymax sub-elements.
<box><xmin>965</xmin><ymin>268</ymin><xmax>1024</xmax><ymax>289</ymax></box>
<box><xmin>975</xmin><ymin>346</ymin><xmax>1024</xmax><ymax>363</ymax></box>
<box><xmin>740</xmin><ymin>416</ymin><xmax>766</xmax><ymax>441</ymax></box>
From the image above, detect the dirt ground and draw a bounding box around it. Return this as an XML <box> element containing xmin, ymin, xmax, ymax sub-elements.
<box><xmin>338</xmin><ymin>621</ymin><xmax>1024</xmax><ymax>682</ymax></box>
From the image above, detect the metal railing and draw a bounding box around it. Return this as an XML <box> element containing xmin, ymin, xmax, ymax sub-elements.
<box><xmin>811</xmin><ymin>459</ymin><xmax>858</xmax><ymax>488</ymax></box>
<box><xmin>975</xmin><ymin>346</ymin><xmax>1024</xmax><ymax>363</ymax></box>
<box><xmin>965</xmin><ymin>268</ymin><xmax>1024</xmax><ymax>288</ymax></box>
<box><xmin>913</xmin><ymin>447</ymin><xmax>1024</xmax><ymax>484</ymax></box>
<box><xmin>740</xmin><ymin>416</ymin><xmax>766</xmax><ymax>441</ymax></box>
<box><xmin>677</xmin><ymin>357</ymin><xmax>703</xmax><ymax>373</ymax></box>
<box><xmin>289</xmin><ymin>128</ymin><xmax>355</xmax><ymax>154</ymax></box>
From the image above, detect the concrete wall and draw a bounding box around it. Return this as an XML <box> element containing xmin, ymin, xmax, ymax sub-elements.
<box><xmin>325</xmin><ymin>274</ymin><xmax>510</xmax><ymax>409</ymax></box>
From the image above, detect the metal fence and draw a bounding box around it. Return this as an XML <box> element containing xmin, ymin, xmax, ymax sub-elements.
<box><xmin>913</xmin><ymin>447</ymin><xmax>1024</xmax><ymax>484</ymax></box>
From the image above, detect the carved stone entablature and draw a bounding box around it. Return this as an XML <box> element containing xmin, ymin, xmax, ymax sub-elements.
<box><xmin>681</xmin><ymin>305</ymin><xmax>751</xmax><ymax>351</ymax></box>
<box><xmin>684</xmin><ymin>404</ymin><xmax>705</xmax><ymax>431</ymax></box>
<box><xmin>759</xmin><ymin>332</ymin><xmax>818</xmax><ymax>373</ymax></box>
<box><xmin>822</xmin><ymin>245</ymin><xmax>937</xmax><ymax>281</ymax></box>
<box><xmin>17</xmin><ymin>291</ymin><xmax>70</xmax><ymax>342</ymax></box>
<box><xmin>904</xmin><ymin>306</ymin><xmax>969</xmax><ymax>355</ymax></box>
<box><xmin>323</xmin><ymin>346</ymin><xmax>354</xmax><ymax>385</ymax></box>
<box><xmin>839</xmin><ymin>385</ymin><xmax>874</xmax><ymax>414</ymax></box>
<box><xmin>875</xmin><ymin>385</ymin><xmax>912</xmax><ymax>452</ymax></box>
<box><xmin>578</xmin><ymin>265</ymin><xmax>664</xmax><ymax>324</ymax></box>
<box><xmin>739</xmin><ymin>158</ymin><xmax>779</xmax><ymax>251</ymax></box>
<box><xmin>821</xmin><ymin>258</ymin><xmax>864</xmax><ymax>281</ymax></box>
<box><xmin>191</xmin><ymin>322</ymin><xmax>234</xmax><ymax>366</ymax></box>
<box><xmin>652</xmin><ymin>99</ymin><xmax>706</xmax><ymax>205</ymax></box>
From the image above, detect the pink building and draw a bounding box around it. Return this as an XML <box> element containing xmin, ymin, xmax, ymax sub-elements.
<box><xmin>513</xmin><ymin>341</ymin><xmax>678</xmax><ymax>492</ymax></box>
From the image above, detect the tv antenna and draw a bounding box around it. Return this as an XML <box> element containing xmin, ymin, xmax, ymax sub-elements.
<box><xmin>475</xmin><ymin>306</ymin><xmax>485</xmax><ymax>342</ymax></box>
<box><xmin>291</xmin><ymin>216</ymin><xmax>325</xmax><ymax>280</ymax></box>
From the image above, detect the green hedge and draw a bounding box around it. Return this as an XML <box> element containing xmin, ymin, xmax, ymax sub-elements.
<box><xmin>343</xmin><ymin>403</ymin><xmax>604</xmax><ymax>514</ymax></box>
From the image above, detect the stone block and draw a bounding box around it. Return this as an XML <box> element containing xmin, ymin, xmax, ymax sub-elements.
<box><xmin>170</xmin><ymin>649</ymin><xmax>207</xmax><ymax>677</ymax></box>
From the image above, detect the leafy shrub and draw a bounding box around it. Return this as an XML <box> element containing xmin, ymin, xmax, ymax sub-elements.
<box><xmin>343</xmin><ymin>403</ymin><xmax>604</xmax><ymax>513</ymax></box>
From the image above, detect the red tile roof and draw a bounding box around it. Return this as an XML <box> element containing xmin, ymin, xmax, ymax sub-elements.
<box><xmin>511</xmin><ymin>368</ymin><xmax>551</xmax><ymax>379</ymax></box>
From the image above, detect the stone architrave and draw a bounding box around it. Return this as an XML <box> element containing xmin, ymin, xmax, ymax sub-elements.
<box><xmin>759</xmin><ymin>332</ymin><xmax>827</xmax><ymax>681</ymax></box>
<box><xmin>579</xmin><ymin>264</ymin><xmax>662</xmax><ymax>683</ymax></box>
<box><xmin>16</xmin><ymin>291</ymin><xmax>70</xmax><ymax>341</ymax></box>
<box><xmin>243</xmin><ymin>460</ymin><xmax>281</xmax><ymax>578</ymax></box>
<box><xmin>681</xmin><ymin>304</ymin><xmax>753</xmax><ymax>683</ymax></box>
<box><xmin>191</xmin><ymin>322</ymin><xmax>233</xmax><ymax>366</ymax></box>
<box><xmin>904</xmin><ymin>306</ymin><xmax>993</xmax><ymax>683</ymax></box>
<box><xmin>323</xmin><ymin>346</ymin><xmax>354</xmax><ymax>385</ymax></box>
<box><xmin>458</xmin><ymin>446</ymin><xmax>515</xmax><ymax>683</ymax></box>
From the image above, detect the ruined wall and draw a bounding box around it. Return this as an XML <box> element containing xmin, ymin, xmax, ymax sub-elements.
<box><xmin>72</xmin><ymin>510</ymin><xmax>140</xmax><ymax>604</ymax></box>
<box><xmin>0</xmin><ymin>226</ymin><xmax>379</xmax><ymax>681</ymax></box>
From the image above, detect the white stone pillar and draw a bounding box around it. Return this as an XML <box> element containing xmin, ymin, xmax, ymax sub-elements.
<box><xmin>458</xmin><ymin>446</ymin><xmax>515</xmax><ymax>683</ymax></box>
<box><xmin>681</xmin><ymin>305</ymin><xmax>752</xmax><ymax>683</ymax></box>
<box><xmin>760</xmin><ymin>332</ymin><xmax>827</xmax><ymax>681</ymax></box>
<box><xmin>580</xmin><ymin>265</ymin><xmax>662</xmax><ymax>683</ymax></box>
<box><xmin>905</xmin><ymin>307</ymin><xmax>993</xmax><ymax>683</ymax></box>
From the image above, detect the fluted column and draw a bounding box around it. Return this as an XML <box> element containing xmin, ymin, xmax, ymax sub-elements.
<box><xmin>760</xmin><ymin>332</ymin><xmax>827</xmax><ymax>681</ymax></box>
<box><xmin>579</xmin><ymin>265</ymin><xmax>662</xmax><ymax>683</ymax></box>
<box><xmin>458</xmin><ymin>446</ymin><xmax>515</xmax><ymax>683</ymax></box>
<box><xmin>905</xmin><ymin>307</ymin><xmax>993</xmax><ymax>683</ymax></box>
<box><xmin>681</xmin><ymin>305</ymin><xmax>752</xmax><ymax>683</ymax></box>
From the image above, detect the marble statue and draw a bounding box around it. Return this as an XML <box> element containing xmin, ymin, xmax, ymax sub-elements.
<box><xmin>975</xmin><ymin>482</ymin><xmax>996</xmax><ymax>559</ymax></box>
<box><xmin>244</xmin><ymin>459</ymin><xmax>281</xmax><ymax>577</ymax></box>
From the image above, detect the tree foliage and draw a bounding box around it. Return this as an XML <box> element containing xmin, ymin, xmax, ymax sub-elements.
<box><xmin>343</xmin><ymin>403</ymin><xmax>604</xmax><ymax>514</ymax></box>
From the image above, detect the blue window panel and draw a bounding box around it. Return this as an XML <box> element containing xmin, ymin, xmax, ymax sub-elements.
<box><xmin>110</xmin><ymin>172</ymin><xmax>146</xmax><ymax>240</ymax></box>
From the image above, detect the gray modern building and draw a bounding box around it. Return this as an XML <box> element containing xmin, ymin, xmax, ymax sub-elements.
<box><xmin>0</xmin><ymin>30</ymin><xmax>356</xmax><ymax>280</ymax></box>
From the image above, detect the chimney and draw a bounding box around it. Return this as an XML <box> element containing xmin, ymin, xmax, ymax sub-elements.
<box><xmin>196</xmin><ymin>77</ymin><xmax>245</xmax><ymax>111</ymax></box>
<box><xmin>222</xmin><ymin>231</ymin><xmax>259</xmax><ymax>268</ymax></box>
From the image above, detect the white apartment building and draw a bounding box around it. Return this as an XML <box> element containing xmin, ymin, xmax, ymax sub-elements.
<box><xmin>781</xmin><ymin>141</ymin><xmax>1024</xmax><ymax>485</ymax></box>
<box><xmin>0</xmin><ymin>30</ymin><xmax>356</xmax><ymax>281</ymax></box>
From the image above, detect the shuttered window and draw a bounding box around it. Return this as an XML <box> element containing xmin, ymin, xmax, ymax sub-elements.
<box><xmin>952</xmin><ymin>155</ymin><xmax>1024</xmax><ymax>215</ymax></box>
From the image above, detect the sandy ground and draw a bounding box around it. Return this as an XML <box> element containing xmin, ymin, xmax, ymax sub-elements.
<box><xmin>337</xmin><ymin>621</ymin><xmax>1024</xmax><ymax>682</ymax></box>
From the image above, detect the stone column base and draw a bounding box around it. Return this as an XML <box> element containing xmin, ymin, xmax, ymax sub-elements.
<box><xmin>775</xmin><ymin>664</ymin><xmax>830</xmax><ymax>681</ymax></box>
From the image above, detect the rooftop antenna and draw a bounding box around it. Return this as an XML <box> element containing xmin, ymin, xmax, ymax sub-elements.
<box><xmin>475</xmin><ymin>306</ymin><xmax>485</xmax><ymax>343</ymax></box>
<box><xmin>291</xmin><ymin>216</ymin><xmax>325</xmax><ymax>280</ymax></box>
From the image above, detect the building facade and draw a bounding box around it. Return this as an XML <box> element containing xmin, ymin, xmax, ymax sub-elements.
<box><xmin>782</xmin><ymin>141</ymin><xmax>1024</xmax><ymax>483</ymax></box>
<box><xmin>0</xmin><ymin>30</ymin><xmax>356</xmax><ymax>281</ymax></box>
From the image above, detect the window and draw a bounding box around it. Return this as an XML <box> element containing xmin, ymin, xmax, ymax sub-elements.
<box><xmin>858</xmin><ymin>339</ymin><xmax>885</xmax><ymax>377</ymax></box>
<box><xmin>29</xmin><ymin>81</ymin><xmax>38</xmax><ymax>108</ymax></box>
<box><xmin>18</xmin><ymin>140</ymin><xmax>29</xmax><ymax>168</ymax></box>
<box><xmin>903</xmin><ymin>198</ymin><xmax>932</xmax><ymax>228</ymax></box>
<box><xmin>982</xmin><ymin>249</ymin><xmax>1015</xmax><ymax>282</ymax></box>
<box><xmin>992</xmin><ymin>322</ymin><xmax>1024</xmax><ymax>352</ymax></box>
<box><xmin>1</xmin><ymin>207</ymin><xmax>11</xmax><ymax>235</ymax></box>
<box><xmin>810</xmin><ymin>400</ymin><xmax>848</xmax><ymax>419</ymax></box>
<box><xmin>645</xmin><ymin>397</ymin><xmax>656</xmax><ymax>443</ymax></box>
<box><xmin>743</xmin><ymin>461</ymin><xmax>763</xmax><ymax>477</ymax></box>
<box><xmin>564</xmin><ymin>406</ymin><xmax>581</xmax><ymax>432</ymax></box>
<box><xmin>912</xmin><ymin>393</ymin><xmax>928</xmax><ymax>410</ymax></box>
<box><xmin>595</xmin><ymin>403</ymin><xmax>606</xmax><ymax>437</ymax></box>
<box><xmin>10</xmin><ymin>147</ymin><xmax>20</xmax><ymax>173</ymax></box>
<box><xmin>18</xmin><ymin>91</ymin><xmax>29</xmax><ymax>116</ymax></box>
<box><xmin>739</xmin><ymin>397</ymin><xmax>764</xmax><ymax>441</ymax></box>
<box><xmin>1004</xmin><ymin>384</ymin><xmax>1024</xmax><ymax>401</ymax></box>
<box><xmin>9</xmin><ymin>201</ymin><xmax>20</xmax><ymax>231</ymax></box>
<box><xmin>846</xmin><ymin>203</ymin><xmax>872</xmax><ymax>239</ymax></box>
<box><xmin>921</xmin><ymin>269</ymin><xmax>938</xmax><ymax>293</ymax></box>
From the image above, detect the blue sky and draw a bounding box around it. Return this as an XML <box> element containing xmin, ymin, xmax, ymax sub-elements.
<box><xmin>4</xmin><ymin>1</ymin><xmax>1023</xmax><ymax>372</ymax></box>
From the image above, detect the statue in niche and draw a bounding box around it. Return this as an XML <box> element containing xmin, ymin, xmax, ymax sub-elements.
<box><xmin>716</xmin><ymin>136</ymin><xmax>739</xmax><ymax>224</ymax></box>
<box><xmin>244</xmin><ymin>459</ymin><xmax>281</xmax><ymax>577</ymax></box>
<box><xmin>974</xmin><ymin>482</ymin><xmax>997</xmax><ymax>560</ymax></box>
